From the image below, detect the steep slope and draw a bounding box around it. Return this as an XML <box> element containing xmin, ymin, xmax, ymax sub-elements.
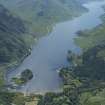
<box><xmin>0</xmin><ymin>0</ymin><xmax>87</xmax><ymax>36</ymax></box>
<box><xmin>0</xmin><ymin>5</ymin><xmax>32</xmax><ymax>65</ymax></box>
<box><xmin>0</xmin><ymin>5</ymin><xmax>35</xmax><ymax>87</ymax></box>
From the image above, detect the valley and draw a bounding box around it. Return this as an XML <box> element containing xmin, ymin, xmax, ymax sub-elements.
<box><xmin>0</xmin><ymin>0</ymin><xmax>105</xmax><ymax>105</ymax></box>
<box><xmin>0</xmin><ymin>0</ymin><xmax>89</xmax><ymax>91</ymax></box>
<box><xmin>6</xmin><ymin>0</ymin><xmax>105</xmax><ymax>93</ymax></box>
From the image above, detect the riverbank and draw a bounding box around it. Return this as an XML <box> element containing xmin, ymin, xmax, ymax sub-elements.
<box><xmin>75</xmin><ymin>21</ymin><xmax>105</xmax><ymax>51</ymax></box>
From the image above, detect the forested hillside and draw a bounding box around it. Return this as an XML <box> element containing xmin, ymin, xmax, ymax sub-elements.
<box><xmin>0</xmin><ymin>0</ymin><xmax>87</xmax><ymax>36</ymax></box>
<box><xmin>0</xmin><ymin>5</ymin><xmax>30</xmax><ymax>64</ymax></box>
<box><xmin>0</xmin><ymin>3</ymin><xmax>36</xmax><ymax>65</ymax></box>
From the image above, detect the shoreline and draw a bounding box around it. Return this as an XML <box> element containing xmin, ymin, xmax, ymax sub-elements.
<box><xmin>4</xmin><ymin>9</ymin><xmax>87</xmax><ymax>94</ymax></box>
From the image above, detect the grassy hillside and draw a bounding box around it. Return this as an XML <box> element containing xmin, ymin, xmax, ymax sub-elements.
<box><xmin>75</xmin><ymin>24</ymin><xmax>105</xmax><ymax>50</ymax></box>
<box><xmin>0</xmin><ymin>92</ymin><xmax>40</xmax><ymax>105</ymax></box>
<box><xmin>0</xmin><ymin>0</ymin><xmax>87</xmax><ymax>36</ymax></box>
<box><xmin>75</xmin><ymin>4</ymin><xmax>105</xmax><ymax>51</ymax></box>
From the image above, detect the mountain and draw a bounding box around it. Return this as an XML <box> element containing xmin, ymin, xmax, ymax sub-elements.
<box><xmin>0</xmin><ymin>5</ymin><xmax>32</xmax><ymax>65</ymax></box>
<box><xmin>0</xmin><ymin>0</ymin><xmax>87</xmax><ymax>36</ymax></box>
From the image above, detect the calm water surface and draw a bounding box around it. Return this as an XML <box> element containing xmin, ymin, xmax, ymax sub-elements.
<box><xmin>7</xmin><ymin>0</ymin><xmax>105</xmax><ymax>93</ymax></box>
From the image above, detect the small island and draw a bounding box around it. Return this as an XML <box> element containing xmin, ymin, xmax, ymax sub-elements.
<box><xmin>12</xmin><ymin>69</ymin><xmax>33</xmax><ymax>85</ymax></box>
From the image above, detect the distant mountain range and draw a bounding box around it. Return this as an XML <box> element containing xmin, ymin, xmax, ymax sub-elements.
<box><xmin>0</xmin><ymin>0</ymin><xmax>87</xmax><ymax>36</ymax></box>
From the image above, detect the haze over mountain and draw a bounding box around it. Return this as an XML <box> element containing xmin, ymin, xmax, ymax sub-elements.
<box><xmin>0</xmin><ymin>0</ymin><xmax>87</xmax><ymax>36</ymax></box>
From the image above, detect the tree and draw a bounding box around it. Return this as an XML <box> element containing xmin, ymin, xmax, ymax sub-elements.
<box><xmin>21</xmin><ymin>69</ymin><xmax>33</xmax><ymax>82</ymax></box>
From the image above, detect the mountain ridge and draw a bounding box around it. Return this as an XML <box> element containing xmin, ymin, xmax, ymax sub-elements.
<box><xmin>0</xmin><ymin>0</ymin><xmax>87</xmax><ymax>36</ymax></box>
